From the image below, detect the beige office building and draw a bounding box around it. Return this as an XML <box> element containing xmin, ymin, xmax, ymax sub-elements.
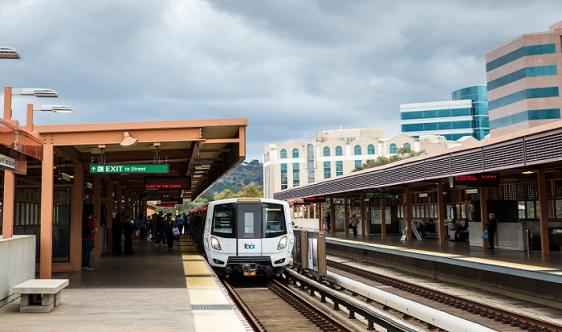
<box><xmin>263</xmin><ymin>128</ymin><xmax>449</xmax><ymax>198</ymax></box>
<box><xmin>486</xmin><ymin>21</ymin><xmax>562</xmax><ymax>136</ymax></box>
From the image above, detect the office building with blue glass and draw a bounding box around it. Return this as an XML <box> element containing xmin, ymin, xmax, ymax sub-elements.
<box><xmin>486</xmin><ymin>21</ymin><xmax>562</xmax><ymax>136</ymax></box>
<box><xmin>400</xmin><ymin>85</ymin><xmax>489</xmax><ymax>141</ymax></box>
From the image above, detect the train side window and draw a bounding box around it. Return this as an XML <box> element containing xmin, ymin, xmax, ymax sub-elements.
<box><xmin>263</xmin><ymin>203</ymin><xmax>287</xmax><ymax>238</ymax></box>
<box><xmin>211</xmin><ymin>203</ymin><xmax>236</xmax><ymax>238</ymax></box>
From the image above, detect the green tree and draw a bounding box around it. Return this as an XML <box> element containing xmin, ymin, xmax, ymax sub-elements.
<box><xmin>215</xmin><ymin>188</ymin><xmax>235</xmax><ymax>200</ymax></box>
<box><xmin>354</xmin><ymin>150</ymin><xmax>426</xmax><ymax>171</ymax></box>
<box><xmin>236</xmin><ymin>184</ymin><xmax>263</xmax><ymax>198</ymax></box>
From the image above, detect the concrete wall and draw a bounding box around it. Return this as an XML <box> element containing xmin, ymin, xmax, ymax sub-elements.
<box><xmin>0</xmin><ymin>235</ymin><xmax>35</xmax><ymax>306</ymax></box>
<box><xmin>469</xmin><ymin>222</ymin><xmax>526</xmax><ymax>250</ymax></box>
<box><xmin>293</xmin><ymin>218</ymin><xmax>319</xmax><ymax>231</ymax></box>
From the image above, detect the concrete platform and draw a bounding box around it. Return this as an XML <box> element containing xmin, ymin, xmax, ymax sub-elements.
<box><xmin>328</xmin><ymin>234</ymin><xmax>562</xmax><ymax>303</ymax></box>
<box><xmin>0</xmin><ymin>237</ymin><xmax>249</xmax><ymax>332</ymax></box>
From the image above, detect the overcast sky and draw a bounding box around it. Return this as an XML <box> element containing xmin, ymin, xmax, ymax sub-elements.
<box><xmin>1</xmin><ymin>0</ymin><xmax>562</xmax><ymax>160</ymax></box>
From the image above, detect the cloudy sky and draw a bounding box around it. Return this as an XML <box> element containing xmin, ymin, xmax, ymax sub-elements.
<box><xmin>1</xmin><ymin>0</ymin><xmax>562</xmax><ymax>160</ymax></box>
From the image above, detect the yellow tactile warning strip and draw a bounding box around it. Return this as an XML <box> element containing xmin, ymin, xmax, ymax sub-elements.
<box><xmin>180</xmin><ymin>235</ymin><xmax>249</xmax><ymax>332</ymax></box>
<box><xmin>331</xmin><ymin>237</ymin><xmax>560</xmax><ymax>273</ymax></box>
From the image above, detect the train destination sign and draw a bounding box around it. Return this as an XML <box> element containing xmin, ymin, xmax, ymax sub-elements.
<box><xmin>145</xmin><ymin>177</ymin><xmax>190</xmax><ymax>190</ymax></box>
<box><xmin>142</xmin><ymin>190</ymin><xmax>182</xmax><ymax>201</ymax></box>
<box><xmin>453</xmin><ymin>173</ymin><xmax>499</xmax><ymax>187</ymax></box>
<box><xmin>89</xmin><ymin>164</ymin><xmax>169</xmax><ymax>174</ymax></box>
<box><xmin>303</xmin><ymin>196</ymin><xmax>326</xmax><ymax>204</ymax></box>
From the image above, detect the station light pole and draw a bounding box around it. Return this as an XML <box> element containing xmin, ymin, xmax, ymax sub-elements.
<box><xmin>4</xmin><ymin>87</ymin><xmax>58</xmax><ymax>121</ymax></box>
<box><xmin>26</xmin><ymin>104</ymin><xmax>73</xmax><ymax>131</ymax></box>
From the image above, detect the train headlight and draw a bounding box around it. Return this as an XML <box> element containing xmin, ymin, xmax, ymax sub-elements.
<box><xmin>211</xmin><ymin>236</ymin><xmax>221</xmax><ymax>250</ymax></box>
<box><xmin>277</xmin><ymin>236</ymin><xmax>288</xmax><ymax>250</ymax></box>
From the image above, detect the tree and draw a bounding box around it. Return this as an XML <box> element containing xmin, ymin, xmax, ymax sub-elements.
<box><xmin>236</xmin><ymin>184</ymin><xmax>263</xmax><ymax>198</ymax></box>
<box><xmin>214</xmin><ymin>188</ymin><xmax>235</xmax><ymax>200</ymax></box>
<box><xmin>354</xmin><ymin>150</ymin><xmax>426</xmax><ymax>171</ymax></box>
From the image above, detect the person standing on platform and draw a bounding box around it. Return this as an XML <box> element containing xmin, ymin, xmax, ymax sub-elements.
<box><xmin>325</xmin><ymin>212</ymin><xmax>331</xmax><ymax>232</ymax></box>
<box><xmin>123</xmin><ymin>216</ymin><xmax>135</xmax><ymax>255</ymax></box>
<box><xmin>165</xmin><ymin>214</ymin><xmax>175</xmax><ymax>251</ymax></box>
<box><xmin>175</xmin><ymin>213</ymin><xmax>184</xmax><ymax>236</ymax></box>
<box><xmin>487</xmin><ymin>213</ymin><xmax>498</xmax><ymax>250</ymax></box>
<box><xmin>184</xmin><ymin>213</ymin><xmax>191</xmax><ymax>235</ymax></box>
<box><xmin>137</xmin><ymin>214</ymin><xmax>147</xmax><ymax>240</ymax></box>
<box><xmin>349</xmin><ymin>214</ymin><xmax>360</xmax><ymax>239</ymax></box>
<box><xmin>82</xmin><ymin>213</ymin><xmax>97</xmax><ymax>270</ymax></box>
<box><xmin>112</xmin><ymin>213</ymin><xmax>122</xmax><ymax>254</ymax></box>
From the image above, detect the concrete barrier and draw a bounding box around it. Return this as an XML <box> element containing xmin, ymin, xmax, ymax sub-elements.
<box><xmin>0</xmin><ymin>235</ymin><xmax>36</xmax><ymax>306</ymax></box>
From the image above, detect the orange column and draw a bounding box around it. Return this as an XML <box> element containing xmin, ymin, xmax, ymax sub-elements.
<box><xmin>93</xmin><ymin>176</ymin><xmax>102</xmax><ymax>263</ymax></box>
<box><xmin>2</xmin><ymin>170</ymin><xmax>15</xmax><ymax>238</ymax></box>
<box><xmin>479</xmin><ymin>187</ymin><xmax>488</xmax><ymax>249</ymax></box>
<box><xmin>380</xmin><ymin>198</ymin><xmax>387</xmax><ymax>240</ymax></box>
<box><xmin>404</xmin><ymin>188</ymin><xmax>413</xmax><ymax>241</ymax></box>
<box><xmin>40</xmin><ymin>144</ymin><xmax>54</xmax><ymax>279</ymax></box>
<box><xmin>537</xmin><ymin>170</ymin><xmax>550</xmax><ymax>257</ymax></box>
<box><xmin>26</xmin><ymin>104</ymin><xmax>34</xmax><ymax>132</ymax></box>
<box><xmin>106</xmin><ymin>180</ymin><xmax>114</xmax><ymax>253</ymax></box>
<box><xmin>69</xmin><ymin>163</ymin><xmax>83</xmax><ymax>271</ymax></box>
<box><xmin>3</xmin><ymin>86</ymin><xmax>12</xmax><ymax>120</ymax></box>
<box><xmin>437</xmin><ymin>183</ymin><xmax>446</xmax><ymax>246</ymax></box>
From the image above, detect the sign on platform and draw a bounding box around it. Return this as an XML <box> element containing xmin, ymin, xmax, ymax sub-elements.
<box><xmin>89</xmin><ymin>164</ymin><xmax>169</xmax><ymax>174</ymax></box>
<box><xmin>145</xmin><ymin>177</ymin><xmax>190</xmax><ymax>190</ymax></box>
<box><xmin>0</xmin><ymin>153</ymin><xmax>16</xmax><ymax>171</ymax></box>
<box><xmin>453</xmin><ymin>173</ymin><xmax>499</xmax><ymax>187</ymax></box>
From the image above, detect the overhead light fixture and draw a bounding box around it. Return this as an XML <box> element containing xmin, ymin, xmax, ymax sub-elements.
<box><xmin>0</xmin><ymin>46</ymin><xmax>20</xmax><ymax>59</ymax></box>
<box><xmin>522</xmin><ymin>171</ymin><xmax>535</xmax><ymax>175</ymax></box>
<box><xmin>21</xmin><ymin>88</ymin><xmax>58</xmax><ymax>97</ymax></box>
<box><xmin>40</xmin><ymin>105</ymin><xmax>72</xmax><ymax>113</ymax></box>
<box><xmin>120</xmin><ymin>131</ymin><xmax>138</xmax><ymax>147</ymax></box>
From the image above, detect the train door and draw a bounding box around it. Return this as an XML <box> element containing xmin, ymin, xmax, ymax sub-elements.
<box><xmin>236</xmin><ymin>203</ymin><xmax>262</xmax><ymax>256</ymax></box>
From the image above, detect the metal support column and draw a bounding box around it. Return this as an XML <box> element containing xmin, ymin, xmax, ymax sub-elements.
<box><xmin>437</xmin><ymin>183</ymin><xmax>446</xmax><ymax>246</ymax></box>
<box><xmin>479</xmin><ymin>187</ymin><xmax>488</xmax><ymax>249</ymax></box>
<box><xmin>330</xmin><ymin>196</ymin><xmax>336</xmax><ymax>236</ymax></box>
<box><xmin>69</xmin><ymin>163</ymin><xmax>83</xmax><ymax>271</ymax></box>
<box><xmin>537</xmin><ymin>170</ymin><xmax>550</xmax><ymax>257</ymax></box>
<box><xmin>404</xmin><ymin>188</ymin><xmax>412</xmax><ymax>241</ymax></box>
<box><xmin>93</xmin><ymin>176</ymin><xmax>102</xmax><ymax>263</ymax></box>
<box><xmin>360</xmin><ymin>193</ymin><xmax>366</xmax><ymax>239</ymax></box>
<box><xmin>380</xmin><ymin>198</ymin><xmax>386</xmax><ymax>240</ymax></box>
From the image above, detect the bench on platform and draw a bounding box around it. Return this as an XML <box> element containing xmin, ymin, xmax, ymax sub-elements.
<box><xmin>12</xmin><ymin>279</ymin><xmax>69</xmax><ymax>313</ymax></box>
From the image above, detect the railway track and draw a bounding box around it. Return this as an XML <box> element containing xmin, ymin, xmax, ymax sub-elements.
<box><xmin>223</xmin><ymin>278</ymin><xmax>350</xmax><ymax>332</ymax></box>
<box><xmin>327</xmin><ymin>259</ymin><xmax>562</xmax><ymax>332</ymax></box>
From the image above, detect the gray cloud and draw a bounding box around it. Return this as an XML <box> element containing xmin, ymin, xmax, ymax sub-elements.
<box><xmin>1</xmin><ymin>0</ymin><xmax>562</xmax><ymax>159</ymax></box>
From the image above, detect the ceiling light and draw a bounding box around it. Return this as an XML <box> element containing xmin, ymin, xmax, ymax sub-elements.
<box><xmin>120</xmin><ymin>131</ymin><xmax>138</xmax><ymax>147</ymax></box>
<box><xmin>522</xmin><ymin>171</ymin><xmax>535</xmax><ymax>175</ymax></box>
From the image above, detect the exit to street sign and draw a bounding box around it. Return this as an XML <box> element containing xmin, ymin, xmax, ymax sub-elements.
<box><xmin>89</xmin><ymin>164</ymin><xmax>169</xmax><ymax>174</ymax></box>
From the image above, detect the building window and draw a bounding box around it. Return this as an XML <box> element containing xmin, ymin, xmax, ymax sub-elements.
<box><xmin>336</xmin><ymin>161</ymin><xmax>343</xmax><ymax>176</ymax></box>
<box><xmin>307</xmin><ymin>144</ymin><xmax>315</xmax><ymax>183</ymax></box>
<box><xmin>486</xmin><ymin>43</ymin><xmax>556</xmax><ymax>72</ymax></box>
<box><xmin>403</xmin><ymin>143</ymin><xmax>411</xmax><ymax>152</ymax></box>
<box><xmin>367</xmin><ymin>144</ymin><xmax>375</xmax><ymax>155</ymax></box>
<box><xmin>488</xmin><ymin>87</ymin><xmax>559</xmax><ymax>110</ymax></box>
<box><xmin>335</xmin><ymin>146</ymin><xmax>343</xmax><ymax>156</ymax></box>
<box><xmin>488</xmin><ymin>65</ymin><xmax>557</xmax><ymax>90</ymax></box>
<box><xmin>354</xmin><ymin>160</ymin><xmax>362</xmax><ymax>169</ymax></box>
<box><xmin>389</xmin><ymin>143</ymin><xmax>398</xmax><ymax>155</ymax></box>
<box><xmin>280</xmin><ymin>149</ymin><xmax>287</xmax><ymax>159</ymax></box>
<box><xmin>354</xmin><ymin>145</ymin><xmax>361</xmax><ymax>155</ymax></box>
<box><xmin>280</xmin><ymin>163</ymin><xmax>288</xmax><ymax>190</ymax></box>
<box><xmin>292</xmin><ymin>163</ymin><xmax>300</xmax><ymax>187</ymax></box>
<box><xmin>490</xmin><ymin>108</ymin><xmax>561</xmax><ymax>128</ymax></box>
<box><xmin>323</xmin><ymin>161</ymin><xmax>331</xmax><ymax>179</ymax></box>
<box><xmin>323</xmin><ymin>146</ymin><xmax>330</xmax><ymax>157</ymax></box>
<box><xmin>292</xmin><ymin>148</ymin><xmax>299</xmax><ymax>158</ymax></box>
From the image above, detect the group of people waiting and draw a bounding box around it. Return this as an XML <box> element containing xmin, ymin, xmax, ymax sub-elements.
<box><xmin>148</xmin><ymin>211</ymin><xmax>190</xmax><ymax>250</ymax></box>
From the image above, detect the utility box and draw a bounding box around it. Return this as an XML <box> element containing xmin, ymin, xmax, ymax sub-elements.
<box><xmin>292</xmin><ymin>230</ymin><xmax>326</xmax><ymax>279</ymax></box>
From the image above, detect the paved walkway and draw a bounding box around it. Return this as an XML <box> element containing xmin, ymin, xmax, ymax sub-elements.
<box><xmin>0</xmin><ymin>239</ymin><xmax>195</xmax><ymax>332</ymax></box>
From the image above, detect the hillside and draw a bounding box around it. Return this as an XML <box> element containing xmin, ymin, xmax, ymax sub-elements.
<box><xmin>207</xmin><ymin>159</ymin><xmax>263</xmax><ymax>195</ymax></box>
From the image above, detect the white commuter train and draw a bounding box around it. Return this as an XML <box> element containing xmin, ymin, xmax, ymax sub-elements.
<box><xmin>202</xmin><ymin>198</ymin><xmax>294</xmax><ymax>277</ymax></box>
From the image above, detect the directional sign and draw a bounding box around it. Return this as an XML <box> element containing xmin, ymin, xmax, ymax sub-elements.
<box><xmin>89</xmin><ymin>164</ymin><xmax>169</xmax><ymax>174</ymax></box>
<box><xmin>145</xmin><ymin>177</ymin><xmax>190</xmax><ymax>190</ymax></box>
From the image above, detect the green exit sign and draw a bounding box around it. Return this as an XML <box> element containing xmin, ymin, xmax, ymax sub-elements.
<box><xmin>89</xmin><ymin>164</ymin><xmax>169</xmax><ymax>174</ymax></box>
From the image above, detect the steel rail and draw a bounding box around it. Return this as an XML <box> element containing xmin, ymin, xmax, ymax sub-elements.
<box><xmin>328</xmin><ymin>259</ymin><xmax>562</xmax><ymax>332</ymax></box>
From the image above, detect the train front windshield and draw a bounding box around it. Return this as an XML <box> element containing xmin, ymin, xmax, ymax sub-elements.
<box><xmin>211</xmin><ymin>203</ymin><xmax>287</xmax><ymax>239</ymax></box>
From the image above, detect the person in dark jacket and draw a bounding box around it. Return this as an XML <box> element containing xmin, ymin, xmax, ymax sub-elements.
<box><xmin>123</xmin><ymin>216</ymin><xmax>136</xmax><ymax>255</ymax></box>
<box><xmin>487</xmin><ymin>213</ymin><xmax>498</xmax><ymax>250</ymax></box>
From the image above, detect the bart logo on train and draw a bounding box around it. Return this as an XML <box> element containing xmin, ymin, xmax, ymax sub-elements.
<box><xmin>244</xmin><ymin>243</ymin><xmax>255</xmax><ymax>249</ymax></box>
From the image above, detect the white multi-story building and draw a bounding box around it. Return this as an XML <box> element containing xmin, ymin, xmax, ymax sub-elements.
<box><xmin>263</xmin><ymin>128</ymin><xmax>449</xmax><ymax>198</ymax></box>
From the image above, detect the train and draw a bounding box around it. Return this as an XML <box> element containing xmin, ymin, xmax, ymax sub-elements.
<box><xmin>191</xmin><ymin>198</ymin><xmax>294</xmax><ymax>277</ymax></box>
